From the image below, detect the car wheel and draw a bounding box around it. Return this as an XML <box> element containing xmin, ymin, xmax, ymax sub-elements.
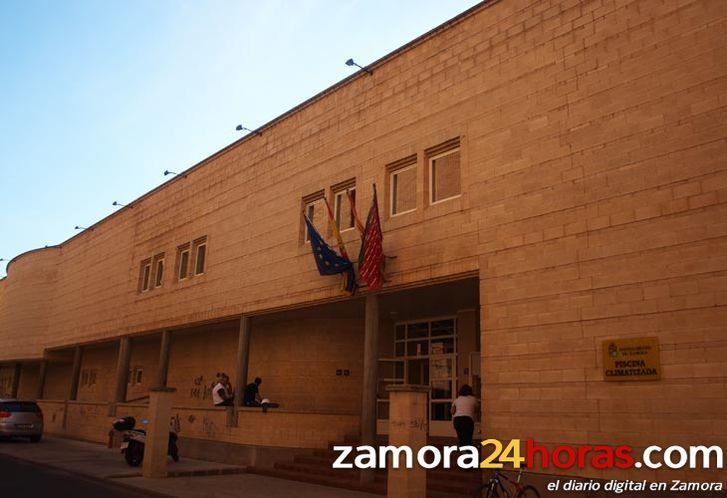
<box><xmin>29</xmin><ymin>435</ymin><xmax>42</xmax><ymax>443</ymax></box>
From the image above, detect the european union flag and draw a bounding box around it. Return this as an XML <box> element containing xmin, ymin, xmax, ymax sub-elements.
<box><xmin>304</xmin><ymin>215</ymin><xmax>357</xmax><ymax>294</ymax></box>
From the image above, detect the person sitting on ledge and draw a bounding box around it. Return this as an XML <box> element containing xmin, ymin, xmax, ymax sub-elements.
<box><xmin>243</xmin><ymin>377</ymin><xmax>263</xmax><ymax>407</ymax></box>
<box><xmin>212</xmin><ymin>373</ymin><xmax>234</xmax><ymax>407</ymax></box>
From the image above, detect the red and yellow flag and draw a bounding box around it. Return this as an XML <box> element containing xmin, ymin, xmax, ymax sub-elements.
<box><xmin>357</xmin><ymin>185</ymin><xmax>385</xmax><ymax>290</ymax></box>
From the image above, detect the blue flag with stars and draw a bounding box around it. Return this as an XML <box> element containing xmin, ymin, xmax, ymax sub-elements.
<box><xmin>304</xmin><ymin>215</ymin><xmax>356</xmax><ymax>294</ymax></box>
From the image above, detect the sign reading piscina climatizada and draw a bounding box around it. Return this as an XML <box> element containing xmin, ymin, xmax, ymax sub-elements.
<box><xmin>602</xmin><ymin>337</ymin><xmax>661</xmax><ymax>381</ymax></box>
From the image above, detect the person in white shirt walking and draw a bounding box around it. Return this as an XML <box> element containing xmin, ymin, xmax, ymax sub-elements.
<box><xmin>451</xmin><ymin>384</ymin><xmax>477</xmax><ymax>447</ymax></box>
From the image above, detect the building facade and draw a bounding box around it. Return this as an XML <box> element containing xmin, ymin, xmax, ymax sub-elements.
<box><xmin>1</xmin><ymin>0</ymin><xmax>726</xmax><ymax>483</ymax></box>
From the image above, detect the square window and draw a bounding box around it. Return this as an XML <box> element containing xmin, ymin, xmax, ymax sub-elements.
<box><xmin>333</xmin><ymin>187</ymin><xmax>355</xmax><ymax>231</ymax></box>
<box><xmin>390</xmin><ymin>164</ymin><xmax>417</xmax><ymax>216</ymax></box>
<box><xmin>429</xmin><ymin>148</ymin><xmax>461</xmax><ymax>204</ymax></box>
<box><xmin>177</xmin><ymin>245</ymin><xmax>190</xmax><ymax>281</ymax></box>
<box><xmin>139</xmin><ymin>259</ymin><xmax>151</xmax><ymax>292</ymax></box>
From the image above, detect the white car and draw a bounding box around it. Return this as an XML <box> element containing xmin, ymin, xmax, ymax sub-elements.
<box><xmin>0</xmin><ymin>399</ymin><xmax>43</xmax><ymax>442</ymax></box>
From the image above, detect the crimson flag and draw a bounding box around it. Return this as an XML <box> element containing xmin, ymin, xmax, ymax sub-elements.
<box><xmin>358</xmin><ymin>185</ymin><xmax>385</xmax><ymax>290</ymax></box>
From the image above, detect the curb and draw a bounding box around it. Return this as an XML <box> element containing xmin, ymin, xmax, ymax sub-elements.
<box><xmin>167</xmin><ymin>466</ymin><xmax>246</xmax><ymax>478</ymax></box>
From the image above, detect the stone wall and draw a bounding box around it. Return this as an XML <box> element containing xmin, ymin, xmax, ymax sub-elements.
<box><xmin>2</xmin><ymin>0</ymin><xmax>726</xmax><ymax>482</ymax></box>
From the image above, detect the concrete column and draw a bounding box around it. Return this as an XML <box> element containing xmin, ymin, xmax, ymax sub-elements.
<box><xmin>142</xmin><ymin>387</ymin><xmax>176</xmax><ymax>478</ymax></box>
<box><xmin>114</xmin><ymin>337</ymin><xmax>132</xmax><ymax>403</ymax></box>
<box><xmin>386</xmin><ymin>385</ymin><xmax>429</xmax><ymax>498</ymax></box>
<box><xmin>155</xmin><ymin>330</ymin><xmax>171</xmax><ymax>388</ymax></box>
<box><xmin>36</xmin><ymin>360</ymin><xmax>48</xmax><ymax>400</ymax></box>
<box><xmin>360</xmin><ymin>294</ymin><xmax>379</xmax><ymax>484</ymax></box>
<box><xmin>69</xmin><ymin>346</ymin><xmax>83</xmax><ymax>401</ymax></box>
<box><xmin>233</xmin><ymin>316</ymin><xmax>251</xmax><ymax>410</ymax></box>
<box><xmin>10</xmin><ymin>363</ymin><xmax>21</xmax><ymax>398</ymax></box>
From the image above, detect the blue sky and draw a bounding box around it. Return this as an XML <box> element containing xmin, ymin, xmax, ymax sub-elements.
<box><xmin>0</xmin><ymin>0</ymin><xmax>480</xmax><ymax>277</ymax></box>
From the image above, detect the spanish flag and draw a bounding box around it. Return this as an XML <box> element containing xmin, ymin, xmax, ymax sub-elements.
<box><xmin>357</xmin><ymin>185</ymin><xmax>385</xmax><ymax>290</ymax></box>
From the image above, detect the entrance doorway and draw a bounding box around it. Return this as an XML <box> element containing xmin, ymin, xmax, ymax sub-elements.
<box><xmin>377</xmin><ymin>317</ymin><xmax>458</xmax><ymax>437</ymax></box>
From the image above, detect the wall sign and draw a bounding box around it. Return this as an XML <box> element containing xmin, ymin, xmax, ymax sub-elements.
<box><xmin>602</xmin><ymin>337</ymin><xmax>661</xmax><ymax>381</ymax></box>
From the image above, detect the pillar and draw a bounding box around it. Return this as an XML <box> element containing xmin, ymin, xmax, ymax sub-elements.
<box><xmin>114</xmin><ymin>337</ymin><xmax>132</xmax><ymax>403</ymax></box>
<box><xmin>360</xmin><ymin>294</ymin><xmax>379</xmax><ymax>484</ymax></box>
<box><xmin>155</xmin><ymin>330</ymin><xmax>171</xmax><ymax>388</ymax></box>
<box><xmin>36</xmin><ymin>360</ymin><xmax>48</xmax><ymax>400</ymax></box>
<box><xmin>10</xmin><ymin>363</ymin><xmax>21</xmax><ymax>398</ymax></box>
<box><xmin>142</xmin><ymin>387</ymin><xmax>176</xmax><ymax>478</ymax></box>
<box><xmin>233</xmin><ymin>316</ymin><xmax>251</xmax><ymax>410</ymax></box>
<box><xmin>386</xmin><ymin>385</ymin><xmax>429</xmax><ymax>498</ymax></box>
<box><xmin>69</xmin><ymin>346</ymin><xmax>83</xmax><ymax>401</ymax></box>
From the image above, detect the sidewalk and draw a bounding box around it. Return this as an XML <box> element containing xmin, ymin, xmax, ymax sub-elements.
<box><xmin>0</xmin><ymin>436</ymin><xmax>379</xmax><ymax>498</ymax></box>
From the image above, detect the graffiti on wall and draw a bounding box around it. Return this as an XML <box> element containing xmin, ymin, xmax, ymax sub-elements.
<box><xmin>188</xmin><ymin>373</ymin><xmax>229</xmax><ymax>401</ymax></box>
<box><xmin>189</xmin><ymin>375</ymin><xmax>216</xmax><ymax>401</ymax></box>
<box><xmin>173</xmin><ymin>411</ymin><xmax>215</xmax><ymax>438</ymax></box>
<box><xmin>170</xmin><ymin>413</ymin><xmax>181</xmax><ymax>434</ymax></box>
<box><xmin>202</xmin><ymin>416</ymin><xmax>216</xmax><ymax>437</ymax></box>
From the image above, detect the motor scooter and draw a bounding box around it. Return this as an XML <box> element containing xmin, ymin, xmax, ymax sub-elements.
<box><xmin>112</xmin><ymin>416</ymin><xmax>179</xmax><ymax>466</ymax></box>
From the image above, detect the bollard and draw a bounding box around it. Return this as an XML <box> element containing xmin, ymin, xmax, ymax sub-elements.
<box><xmin>142</xmin><ymin>387</ymin><xmax>176</xmax><ymax>478</ymax></box>
<box><xmin>386</xmin><ymin>384</ymin><xmax>429</xmax><ymax>498</ymax></box>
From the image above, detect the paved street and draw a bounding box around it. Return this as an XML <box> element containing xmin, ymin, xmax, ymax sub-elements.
<box><xmin>0</xmin><ymin>436</ymin><xmax>379</xmax><ymax>498</ymax></box>
<box><xmin>0</xmin><ymin>436</ymin><xmax>243</xmax><ymax>479</ymax></box>
<box><xmin>0</xmin><ymin>454</ymin><xmax>151</xmax><ymax>498</ymax></box>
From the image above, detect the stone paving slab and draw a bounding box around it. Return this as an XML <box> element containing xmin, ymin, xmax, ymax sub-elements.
<box><xmin>0</xmin><ymin>436</ymin><xmax>379</xmax><ymax>498</ymax></box>
<box><xmin>0</xmin><ymin>436</ymin><xmax>243</xmax><ymax>479</ymax></box>
<box><xmin>119</xmin><ymin>473</ymin><xmax>382</xmax><ymax>498</ymax></box>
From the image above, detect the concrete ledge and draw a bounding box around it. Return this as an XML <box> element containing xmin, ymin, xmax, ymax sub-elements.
<box><xmin>116</xmin><ymin>402</ymin><xmax>149</xmax><ymax>408</ymax></box>
<box><xmin>166</xmin><ymin>466</ymin><xmax>246</xmax><ymax>478</ymax></box>
<box><xmin>237</xmin><ymin>407</ymin><xmax>358</xmax><ymax>416</ymax></box>
<box><xmin>172</xmin><ymin>406</ymin><xmax>228</xmax><ymax>412</ymax></box>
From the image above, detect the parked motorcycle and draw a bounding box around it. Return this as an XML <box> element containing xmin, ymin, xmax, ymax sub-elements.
<box><xmin>112</xmin><ymin>416</ymin><xmax>179</xmax><ymax>466</ymax></box>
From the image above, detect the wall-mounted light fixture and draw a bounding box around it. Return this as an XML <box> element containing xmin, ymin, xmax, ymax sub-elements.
<box><xmin>235</xmin><ymin>124</ymin><xmax>262</xmax><ymax>136</ymax></box>
<box><xmin>345</xmin><ymin>58</ymin><xmax>373</xmax><ymax>75</ymax></box>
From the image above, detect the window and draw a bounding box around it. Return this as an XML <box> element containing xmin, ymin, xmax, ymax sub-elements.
<box><xmin>333</xmin><ymin>184</ymin><xmax>356</xmax><ymax>231</ymax></box>
<box><xmin>139</xmin><ymin>259</ymin><xmax>151</xmax><ymax>292</ymax></box>
<box><xmin>389</xmin><ymin>159</ymin><xmax>417</xmax><ymax>216</ymax></box>
<box><xmin>129</xmin><ymin>367</ymin><xmax>143</xmax><ymax>385</ymax></box>
<box><xmin>302</xmin><ymin>192</ymin><xmax>325</xmax><ymax>243</ymax></box>
<box><xmin>193</xmin><ymin>237</ymin><xmax>207</xmax><ymax>275</ymax></box>
<box><xmin>81</xmin><ymin>369</ymin><xmax>97</xmax><ymax>388</ymax></box>
<box><xmin>152</xmin><ymin>253</ymin><xmax>165</xmax><ymax>288</ymax></box>
<box><xmin>177</xmin><ymin>244</ymin><xmax>190</xmax><ymax>281</ymax></box>
<box><xmin>428</xmin><ymin>140</ymin><xmax>461</xmax><ymax>204</ymax></box>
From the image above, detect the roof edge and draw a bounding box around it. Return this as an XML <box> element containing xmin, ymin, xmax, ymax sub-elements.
<box><xmin>8</xmin><ymin>0</ymin><xmax>496</xmax><ymax>266</ymax></box>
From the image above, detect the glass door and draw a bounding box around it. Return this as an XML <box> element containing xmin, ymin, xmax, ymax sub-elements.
<box><xmin>429</xmin><ymin>318</ymin><xmax>457</xmax><ymax>437</ymax></box>
<box><xmin>380</xmin><ymin>317</ymin><xmax>458</xmax><ymax>437</ymax></box>
<box><xmin>429</xmin><ymin>353</ymin><xmax>456</xmax><ymax>436</ymax></box>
